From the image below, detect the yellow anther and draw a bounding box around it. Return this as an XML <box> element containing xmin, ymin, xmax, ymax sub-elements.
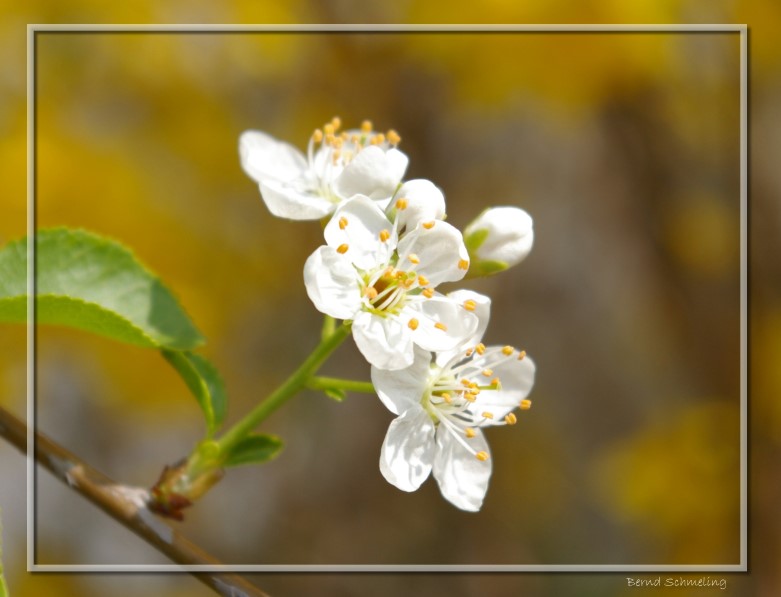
<box><xmin>364</xmin><ymin>286</ymin><xmax>378</xmax><ymax>300</ymax></box>
<box><xmin>476</xmin><ymin>343</ymin><xmax>486</xmax><ymax>355</ymax></box>
<box><xmin>332</xmin><ymin>150</ymin><xmax>341</xmax><ymax>164</ymax></box>
<box><xmin>461</xmin><ymin>379</ymin><xmax>472</xmax><ymax>387</ymax></box>
<box><xmin>339</xmin><ymin>217</ymin><xmax>348</xmax><ymax>230</ymax></box>
<box><xmin>331</xmin><ymin>116</ymin><xmax>342</xmax><ymax>131</ymax></box>
<box><xmin>465</xmin><ymin>348</ymin><xmax>474</xmax><ymax>357</ymax></box>
<box><xmin>464</xmin><ymin>392</ymin><xmax>477</xmax><ymax>402</ymax></box>
<box><xmin>482</xmin><ymin>411</ymin><xmax>494</xmax><ymax>420</ymax></box>
<box><xmin>505</xmin><ymin>413</ymin><xmax>518</xmax><ymax>425</ymax></box>
<box><xmin>351</xmin><ymin>134</ymin><xmax>361</xmax><ymax>144</ymax></box>
<box><xmin>434</xmin><ymin>322</ymin><xmax>448</xmax><ymax>331</ymax></box>
<box><xmin>458</xmin><ymin>259</ymin><xmax>470</xmax><ymax>270</ymax></box>
<box><xmin>341</xmin><ymin>131</ymin><xmax>349</xmax><ymax>141</ymax></box>
<box><xmin>417</xmin><ymin>274</ymin><xmax>429</xmax><ymax>286</ymax></box>
<box><xmin>408</xmin><ymin>253</ymin><xmax>420</xmax><ymax>264</ymax></box>
<box><xmin>408</xmin><ymin>318</ymin><xmax>419</xmax><ymax>330</ymax></box>
<box><xmin>379</xmin><ymin>229</ymin><xmax>391</xmax><ymax>242</ymax></box>
<box><xmin>469</xmin><ymin>382</ymin><xmax>480</xmax><ymax>390</ymax></box>
<box><xmin>395</xmin><ymin>198</ymin><xmax>408</xmax><ymax>210</ymax></box>
<box><xmin>394</xmin><ymin>269</ymin><xmax>406</xmax><ymax>279</ymax></box>
<box><xmin>324</xmin><ymin>123</ymin><xmax>335</xmax><ymax>135</ymax></box>
<box><xmin>463</xmin><ymin>299</ymin><xmax>477</xmax><ymax>311</ymax></box>
<box><xmin>387</xmin><ymin>129</ymin><xmax>401</xmax><ymax>145</ymax></box>
<box><xmin>312</xmin><ymin>129</ymin><xmax>323</xmax><ymax>143</ymax></box>
<box><xmin>441</xmin><ymin>392</ymin><xmax>452</xmax><ymax>403</ymax></box>
<box><xmin>325</xmin><ymin>133</ymin><xmax>336</xmax><ymax>145</ymax></box>
<box><xmin>476</xmin><ymin>451</ymin><xmax>490</xmax><ymax>461</ymax></box>
<box><xmin>361</xmin><ymin>120</ymin><xmax>373</xmax><ymax>133</ymax></box>
<box><xmin>422</xmin><ymin>221</ymin><xmax>435</xmax><ymax>230</ymax></box>
<box><xmin>518</xmin><ymin>350</ymin><xmax>527</xmax><ymax>360</ymax></box>
<box><xmin>422</xmin><ymin>288</ymin><xmax>434</xmax><ymax>299</ymax></box>
<box><xmin>490</xmin><ymin>377</ymin><xmax>500</xmax><ymax>387</ymax></box>
<box><xmin>465</xmin><ymin>428</ymin><xmax>476</xmax><ymax>438</ymax></box>
<box><xmin>502</xmin><ymin>345</ymin><xmax>514</xmax><ymax>356</ymax></box>
<box><xmin>520</xmin><ymin>399</ymin><xmax>532</xmax><ymax>410</ymax></box>
<box><xmin>337</xmin><ymin>243</ymin><xmax>349</xmax><ymax>254</ymax></box>
<box><xmin>482</xmin><ymin>369</ymin><xmax>493</xmax><ymax>377</ymax></box>
<box><xmin>401</xmin><ymin>278</ymin><xmax>414</xmax><ymax>289</ymax></box>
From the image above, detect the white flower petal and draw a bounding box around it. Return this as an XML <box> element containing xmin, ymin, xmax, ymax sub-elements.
<box><xmin>371</xmin><ymin>345</ymin><xmax>432</xmax><ymax>415</ymax></box>
<box><xmin>433</xmin><ymin>426</ymin><xmax>491</xmax><ymax>512</ymax></box>
<box><xmin>397</xmin><ymin>221</ymin><xmax>470</xmax><ymax>286</ymax></box>
<box><xmin>410</xmin><ymin>298</ymin><xmax>478</xmax><ymax>352</ymax></box>
<box><xmin>303</xmin><ymin>246</ymin><xmax>362</xmax><ymax>320</ymax></box>
<box><xmin>352</xmin><ymin>310</ymin><xmax>414</xmax><ymax>370</ymax></box>
<box><xmin>259</xmin><ymin>179</ymin><xmax>335</xmax><ymax>220</ymax></box>
<box><xmin>465</xmin><ymin>206</ymin><xmax>534</xmax><ymax>266</ymax></box>
<box><xmin>391</xmin><ymin>179</ymin><xmax>446</xmax><ymax>231</ymax></box>
<box><xmin>435</xmin><ymin>290</ymin><xmax>491</xmax><ymax>366</ymax></box>
<box><xmin>324</xmin><ymin>196</ymin><xmax>396</xmax><ymax>270</ymax></box>
<box><xmin>475</xmin><ymin>355</ymin><xmax>536</xmax><ymax>421</ymax></box>
<box><xmin>239</xmin><ymin>130</ymin><xmax>308</xmax><ymax>184</ymax></box>
<box><xmin>380</xmin><ymin>406</ymin><xmax>436</xmax><ymax>492</ymax></box>
<box><xmin>333</xmin><ymin>146</ymin><xmax>408</xmax><ymax>201</ymax></box>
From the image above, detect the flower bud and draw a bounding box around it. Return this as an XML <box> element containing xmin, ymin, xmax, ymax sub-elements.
<box><xmin>464</xmin><ymin>206</ymin><xmax>533</xmax><ymax>277</ymax></box>
<box><xmin>387</xmin><ymin>179</ymin><xmax>445</xmax><ymax>231</ymax></box>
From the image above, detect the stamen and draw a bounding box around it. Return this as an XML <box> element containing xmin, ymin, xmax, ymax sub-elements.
<box><xmin>331</xmin><ymin>116</ymin><xmax>342</xmax><ymax>131</ymax></box>
<box><xmin>364</xmin><ymin>287</ymin><xmax>378</xmax><ymax>300</ymax></box>
<box><xmin>332</xmin><ymin>150</ymin><xmax>341</xmax><ymax>164</ymax></box>
<box><xmin>379</xmin><ymin>229</ymin><xmax>390</xmax><ymax>242</ymax></box>
<box><xmin>482</xmin><ymin>368</ymin><xmax>493</xmax><ymax>377</ymax></box>
<box><xmin>361</xmin><ymin>120</ymin><xmax>373</xmax><ymax>133</ymax></box>
<box><xmin>476</xmin><ymin>343</ymin><xmax>486</xmax><ymax>355</ymax></box>
<box><xmin>408</xmin><ymin>253</ymin><xmax>420</xmax><ymax>264</ymax></box>
<box><xmin>502</xmin><ymin>345</ymin><xmax>514</xmax><ymax>356</ymax></box>
<box><xmin>422</xmin><ymin>221</ymin><xmax>435</xmax><ymax>230</ymax></box>
<box><xmin>387</xmin><ymin>129</ymin><xmax>401</xmax><ymax>145</ymax></box>
<box><xmin>337</xmin><ymin>244</ymin><xmax>349</xmax><ymax>254</ymax></box>
<box><xmin>463</xmin><ymin>299</ymin><xmax>476</xmax><ymax>311</ymax></box>
<box><xmin>417</xmin><ymin>274</ymin><xmax>429</xmax><ymax>286</ymax></box>
<box><xmin>372</xmin><ymin>133</ymin><xmax>386</xmax><ymax>145</ymax></box>
<box><xmin>312</xmin><ymin>129</ymin><xmax>323</xmax><ymax>143</ymax></box>
<box><xmin>518</xmin><ymin>350</ymin><xmax>527</xmax><ymax>360</ymax></box>
<box><xmin>422</xmin><ymin>288</ymin><xmax>434</xmax><ymax>299</ymax></box>
<box><xmin>476</xmin><ymin>451</ymin><xmax>490</xmax><ymax>462</ymax></box>
<box><xmin>482</xmin><ymin>411</ymin><xmax>494</xmax><ymax>420</ymax></box>
<box><xmin>520</xmin><ymin>399</ymin><xmax>532</xmax><ymax>410</ymax></box>
<box><xmin>465</xmin><ymin>348</ymin><xmax>474</xmax><ymax>357</ymax></box>
<box><xmin>505</xmin><ymin>413</ymin><xmax>517</xmax><ymax>425</ymax></box>
<box><xmin>434</xmin><ymin>322</ymin><xmax>448</xmax><ymax>331</ymax></box>
<box><xmin>338</xmin><ymin>217</ymin><xmax>348</xmax><ymax>230</ymax></box>
<box><xmin>395</xmin><ymin>198</ymin><xmax>408</xmax><ymax>210</ymax></box>
<box><xmin>324</xmin><ymin>123</ymin><xmax>335</xmax><ymax>135</ymax></box>
<box><xmin>325</xmin><ymin>133</ymin><xmax>336</xmax><ymax>145</ymax></box>
<box><xmin>465</xmin><ymin>428</ymin><xmax>476</xmax><ymax>438</ymax></box>
<box><xmin>408</xmin><ymin>318</ymin><xmax>419</xmax><ymax>330</ymax></box>
<box><xmin>441</xmin><ymin>392</ymin><xmax>452</xmax><ymax>403</ymax></box>
<box><xmin>458</xmin><ymin>259</ymin><xmax>470</xmax><ymax>270</ymax></box>
<box><xmin>464</xmin><ymin>392</ymin><xmax>477</xmax><ymax>402</ymax></box>
<box><xmin>490</xmin><ymin>377</ymin><xmax>500</xmax><ymax>387</ymax></box>
<box><xmin>461</xmin><ymin>379</ymin><xmax>472</xmax><ymax>387</ymax></box>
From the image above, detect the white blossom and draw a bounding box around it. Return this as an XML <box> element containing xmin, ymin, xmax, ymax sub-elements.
<box><xmin>371</xmin><ymin>291</ymin><xmax>535</xmax><ymax>511</ymax></box>
<box><xmin>240</xmin><ymin>118</ymin><xmax>408</xmax><ymax>220</ymax></box>
<box><xmin>464</xmin><ymin>206</ymin><xmax>534</xmax><ymax>276</ymax></box>
<box><xmin>304</xmin><ymin>196</ymin><xmax>477</xmax><ymax>370</ymax></box>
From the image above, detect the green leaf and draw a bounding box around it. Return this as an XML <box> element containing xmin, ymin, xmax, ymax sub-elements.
<box><xmin>0</xmin><ymin>228</ymin><xmax>204</xmax><ymax>350</ymax></box>
<box><xmin>466</xmin><ymin>259</ymin><xmax>509</xmax><ymax>279</ymax></box>
<box><xmin>323</xmin><ymin>387</ymin><xmax>347</xmax><ymax>402</ymax></box>
<box><xmin>162</xmin><ymin>350</ymin><xmax>227</xmax><ymax>435</ymax></box>
<box><xmin>464</xmin><ymin>226</ymin><xmax>489</xmax><ymax>254</ymax></box>
<box><xmin>223</xmin><ymin>434</ymin><xmax>283</xmax><ymax>468</ymax></box>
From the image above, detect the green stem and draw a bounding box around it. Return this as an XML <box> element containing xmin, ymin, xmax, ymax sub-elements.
<box><xmin>216</xmin><ymin>323</ymin><xmax>351</xmax><ymax>455</ymax></box>
<box><xmin>0</xmin><ymin>505</ymin><xmax>8</xmax><ymax>597</ymax></box>
<box><xmin>321</xmin><ymin>315</ymin><xmax>335</xmax><ymax>340</ymax></box>
<box><xmin>307</xmin><ymin>376</ymin><xmax>376</xmax><ymax>394</ymax></box>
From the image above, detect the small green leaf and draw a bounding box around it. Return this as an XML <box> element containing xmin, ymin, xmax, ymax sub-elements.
<box><xmin>323</xmin><ymin>387</ymin><xmax>347</xmax><ymax>402</ymax></box>
<box><xmin>0</xmin><ymin>228</ymin><xmax>204</xmax><ymax>350</ymax></box>
<box><xmin>466</xmin><ymin>259</ymin><xmax>508</xmax><ymax>278</ymax></box>
<box><xmin>223</xmin><ymin>434</ymin><xmax>283</xmax><ymax>468</ymax></box>
<box><xmin>162</xmin><ymin>350</ymin><xmax>227</xmax><ymax>435</ymax></box>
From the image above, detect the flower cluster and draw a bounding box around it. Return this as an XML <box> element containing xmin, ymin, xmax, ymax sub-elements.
<box><xmin>240</xmin><ymin>117</ymin><xmax>536</xmax><ymax>511</ymax></box>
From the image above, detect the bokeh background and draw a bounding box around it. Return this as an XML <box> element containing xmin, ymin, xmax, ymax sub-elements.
<box><xmin>1</xmin><ymin>2</ymin><xmax>777</xmax><ymax>596</ymax></box>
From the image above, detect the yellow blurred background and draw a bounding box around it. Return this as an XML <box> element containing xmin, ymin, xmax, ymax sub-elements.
<box><xmin>1</xmin><ymin>2</ymin><xmax>776</xmax><ymax>596</ymax></box>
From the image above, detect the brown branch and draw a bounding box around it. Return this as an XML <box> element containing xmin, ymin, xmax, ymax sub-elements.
<box><xmin>0</xmin><ymin>406</ymin><xmax>270</xmax><ymax>597</ymax></box>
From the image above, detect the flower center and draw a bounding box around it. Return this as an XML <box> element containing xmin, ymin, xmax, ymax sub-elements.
<box><xmin>361</xmin><ymin>267</ymin><xmax>414</xmax><ymax>316</ymax></box>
